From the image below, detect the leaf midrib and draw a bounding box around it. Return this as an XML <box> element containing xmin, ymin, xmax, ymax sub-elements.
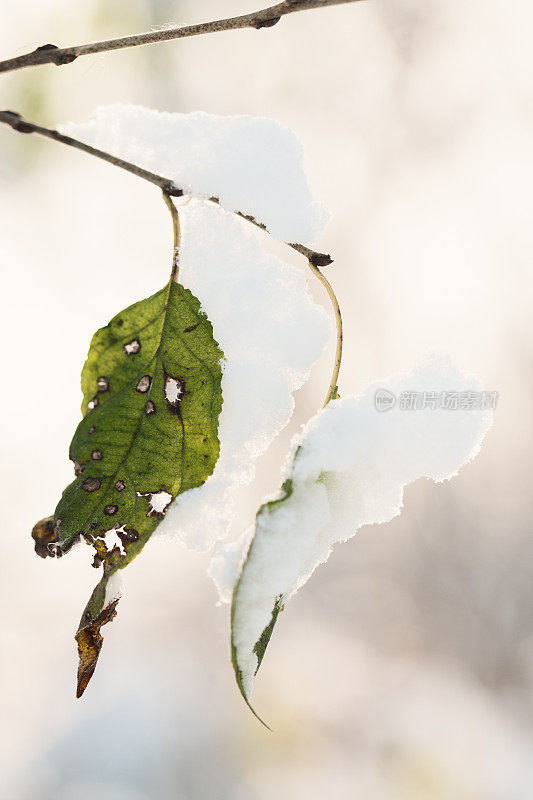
<box><xmin>64</xmin><ymin>282</ymin><xmax>174</xmax><ymax>537</ymax></box>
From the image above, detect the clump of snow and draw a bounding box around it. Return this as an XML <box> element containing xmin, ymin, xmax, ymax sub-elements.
<box><xmin>104</xmin><ymin>571</ymin><xmax>123</xmax><ymax>605</ymax></box>
<box><xmin>60</xmin><ymin>105</ymin><xmax>329</xmax><ymax>244</ymax></box>
<box><xmin>208</xmin><ymin>528</ymin><xmax>254</xmax><ymax>605</ymax></box>
<box><xmin>227</xmin><ymin>354</ymin><xmax>494</xmax><ymax>699</ymax></box>
<box><xmin>158</xmin><ymin>199</ymin><xmax>332</xmax><ymax>550</ymax></box>
<box><xmin>164</xmin><ymin>376</ymin><xmax>183</xmax><ymax>404</ymax></box>
<box><xmin>140</xmin><ymin>490</ymin><xmax>174</xmax><ymax>517</ymax></box>
<box><xmin>61</xmin><ymin>107</ymin><xmax>332</xmax><ymax>550</ymax></box>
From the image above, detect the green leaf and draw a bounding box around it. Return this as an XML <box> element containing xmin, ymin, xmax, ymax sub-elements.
<box><xmin>231</xmin><ymin>383</ymin><xmax>341</xmax><ymax>721</ymax></box>
<box><xmin>230</xmin><ymin>478</ymin><xmax>292</xmax><ymax>726</ymax></box>
<box><xmin>32</xmin><ymin>278</ymin><xmax>223</xmax><ymax>696</ymax></box>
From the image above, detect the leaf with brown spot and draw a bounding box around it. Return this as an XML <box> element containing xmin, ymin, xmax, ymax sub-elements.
<box><xmin>32</xmin><ymin>278</ymin><xmax>223</xmax><ymax>696</ymax></box>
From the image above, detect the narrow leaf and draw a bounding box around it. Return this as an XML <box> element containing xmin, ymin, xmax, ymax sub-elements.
<box><xmin>230</xmin><ymin>357</ymin><xmax>495</xmax><ymax>720</ymax></box>
<box><xmin>230</xmin><ymin>478</ymin><xmax>294</xmax><ymax>723</ymax></box>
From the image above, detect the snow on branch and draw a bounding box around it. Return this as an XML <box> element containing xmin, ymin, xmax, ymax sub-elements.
<box><xmin>0</xmin><ymin>108</ymin><xmax>331</xmax><ymax>264</ymax></box>
<box><xmin>61</xmin><ymin>105</ymin><xmax>329</xmax><ymax>244</ymax></box>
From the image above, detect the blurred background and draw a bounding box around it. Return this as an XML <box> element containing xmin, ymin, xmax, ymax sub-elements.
<box><xmin>1</xmin><ymin>1</ymin><xmax>532</xmax><ymax>797</ymax></box>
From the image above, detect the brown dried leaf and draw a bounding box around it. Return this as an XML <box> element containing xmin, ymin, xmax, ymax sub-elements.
<box><xmin>75</xmin><ymin>598</ymin><xmax>119</xmax><ymax>698</ymax></box>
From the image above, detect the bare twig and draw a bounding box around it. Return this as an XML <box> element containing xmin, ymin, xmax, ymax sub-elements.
<box><xmin>0</xmin><ymin>110</ymin><xmax>180</xmax><ymax>195</ymax></box>
<box><xmin>0</xmin><ymin>0</ymin><xmax>364</xmax><ymax>74</ymax></box>
<box><xmin>0</xmin><ymin>109</ymin><xmax>332</xmax><ymax>266</ymax></box>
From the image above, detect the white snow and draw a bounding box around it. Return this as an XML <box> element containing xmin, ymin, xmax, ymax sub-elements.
<box><xmin>158</xmin><ymin>199</ymin><xmax>332</xmax><ymax>550</ymax></box>
<box><xmin>164</xmin><ymin>376</ymin><xmax>183</xmax><ymax>404</ymax></box>
<box><xmin>60</xmin><ymin>105</ymin><xmax>329</xmax><ymax>244</ymax></box>
<box><xmin>61</xmin><ymin>108</ymin><xmax>333</xmax><ymax>554</ymax></box>
<box><xmin>60</xmin><ymin>107</ymin><xmax>333</xmax><ymax>551</ymax></box>
<box><xmin>103</xmin><ymin>570</ymin><xmax>123</xmax><ymax>606</ymax></box>
<box><xmin>123</xmin><ymin>338</ymin><xmax>140</xmax><ymax>355</ymax></box>
<box><xmin>98</xmin><ymin>529</ymin><xmax>126</xmax><ymax>557</ymax></box>
<box><xmin>208</xmin><ymin>528</ymin><xmax>254</xmax><ymax>605</ymax></box>
<box><xmin>227</xmin><ymin>354</ymin><xmax>494</xmax><ymax>699</ymax></box>
<box><xmin>138</xmin><ymin>490</ymin><xmax>174</xmax><ymax>517</ymax></box>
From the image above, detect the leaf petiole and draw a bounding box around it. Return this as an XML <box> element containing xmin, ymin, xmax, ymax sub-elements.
<box><xmin>162</xmin><ymin>191</ymin><xmax>181</xmax><ymax>282</ymax></box>
<box><xmin>306</xmin><ymin>260</ymin><xmax>343</xmax><ymax>406</ymax></box>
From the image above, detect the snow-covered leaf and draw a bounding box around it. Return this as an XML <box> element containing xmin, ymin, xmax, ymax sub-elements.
<box><xmin>228</xmin><ymin>355</ymin><xmax>494</xmax><ymax>716</ymax></box>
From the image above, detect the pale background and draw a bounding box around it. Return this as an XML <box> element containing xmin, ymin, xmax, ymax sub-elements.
<box><xmin>1</xmin><ymin>1</ymin><xmax>532</xmax><ymax>798</ymax></box>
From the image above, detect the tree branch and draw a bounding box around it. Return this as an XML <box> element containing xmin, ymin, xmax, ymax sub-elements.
<box><xmin>0</xmin><ymin>0</ymin><xmax>364</xmax><ymax>74</ymax></box>
<box><xmin>0</xmin><ymin>109</ymin><xmax>332</xmax><ymax>266</ymax></box>
<box><xmin>0</xmin><ymin>110</ymin><xmax>180</xmax><ymax>194</ymax></box>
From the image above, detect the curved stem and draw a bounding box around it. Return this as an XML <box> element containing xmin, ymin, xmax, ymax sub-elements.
<box><xmin>307</xmin><ymin>261</ymin><xmax>343</xmax><ymax>406</ymax></box>
<box><xmin>162</xmin><ymin>191</ymin><xmax>181</xmax><ymax>282</ymax></box>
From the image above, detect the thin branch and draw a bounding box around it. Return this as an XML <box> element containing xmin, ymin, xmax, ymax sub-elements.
<box><xmin>0</xmin><ymin>110</ymin><xmax>180</xmax><ymax>195</ymax></box>
<box><xmin>0</xmin><ymin>0</ymin><xmax>365</xmax><ymax>75</ymax></box>
<box><xmin>0</xmin><ymin>109</ymin><xmax>332</xmax><ymax>266</ymax></box>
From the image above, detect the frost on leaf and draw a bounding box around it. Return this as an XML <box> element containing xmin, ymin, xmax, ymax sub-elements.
<box><xmin>229</xmin><ymin>356</ymin><xmax>494</xmax><ymax>715</ymax></box>
<box><xmin>32</xmin><ymin>279</ymin><xmax>223</xmax><ymax>696</ymax></box>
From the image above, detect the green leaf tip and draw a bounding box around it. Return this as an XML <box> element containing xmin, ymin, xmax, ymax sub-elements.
<box><xmin>32</xmin><ymin>278</ymin><xmax>224</xmax><ymax>696</ymax></box>
<box><xmin>230</xmin><ymin>478</ymin><xmax>293</xmax><ymax>683</ymax></box>
<box><xmin>230</xmin><ymin>478</ymin><xmax>295</xmax><ymax>725</ymax></box>
<box><xmin>230</xmin><ymin>401</ymin><xmax>338</xmax><ymax>714</ymax></box>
